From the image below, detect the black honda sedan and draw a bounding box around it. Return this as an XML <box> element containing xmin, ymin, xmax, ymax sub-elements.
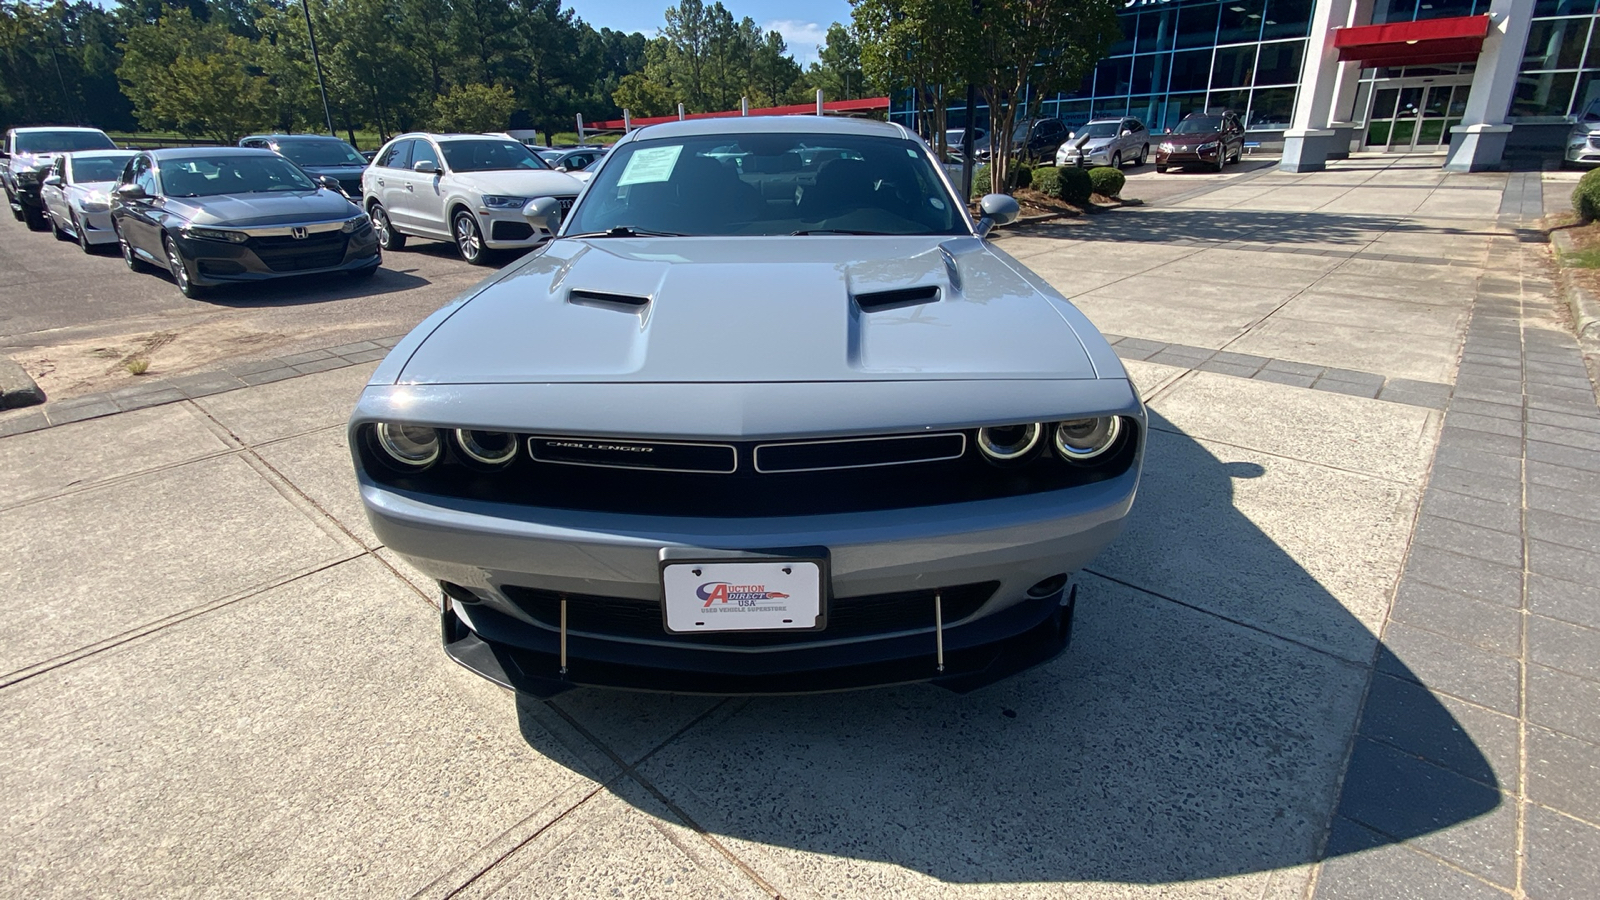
<box><xmin>110</xmin><ymin>147</ymin><xmax>380</xmax><ymax>299</ymax></box>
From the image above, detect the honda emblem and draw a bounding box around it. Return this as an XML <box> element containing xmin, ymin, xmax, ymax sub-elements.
<box><xmin>291</xmin><ymin>226</ymin><xmax>309</xmax><ymax>240</ymax></box>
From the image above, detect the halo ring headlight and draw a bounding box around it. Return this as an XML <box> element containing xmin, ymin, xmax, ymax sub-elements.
<box><xmin>1053</xmin><ymin>417</ymin><xmax>1122</xmax><ymax>462</ymax></box>
<box><xmin>454</xmin><ymin>429</ymin><xmax>518</xmax><ymax>467</ymax></box>
<box><xmin>375</xmin><ymin>423</ymin><xmax>441</xmax><ymax>468</ymax></box>
<box><xmin>976</xmin><ymin>423</ymin><xmax>1042</xmax><ymax>462</ymax></box>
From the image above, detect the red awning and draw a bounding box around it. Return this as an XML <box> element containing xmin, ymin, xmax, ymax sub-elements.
<box><xmin>1332</xmin><ymin>14</ymin><xmax>1491</xmax><ymax>68</ymax></box>
<box><xmin>592</xmin><ymin>97</ymin><xmax>890</xmax><ymax>131</ymax></box>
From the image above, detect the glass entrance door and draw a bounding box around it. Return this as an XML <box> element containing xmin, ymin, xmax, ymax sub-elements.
<box><xmin>1364</xmin><ymin>81</ymin><xmax>1470</xmax><ymax>151</ymax></box>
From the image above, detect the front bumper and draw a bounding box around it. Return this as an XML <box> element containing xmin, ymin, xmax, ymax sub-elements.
<box><xmin>1155</xmin><ymin>145</ymin><xmax>1221</xmax><ymax>165</ymax></box>
<box><xmin>1567</xmin><ymin>143</ymin><xmax>1600</xmax><ymax>165</ymax></box>
<box><xmin>75</xmin><ymin>208</ymin><xmax>118</xmax><ymax>245</ymax></box>
<box><xmin>477</xmin><ymin>208</ymin><xmax>552</xmax><ymax>250</ymax></box>
<box><xmin>1056</xmin><ymin>149</ymin><xmax>1113</xmax><ymax>167</ymax></box>
<box><xmin>176</xmin><ymin>228</ymin><xmax>381</xmax><ymax>286</ymax></box>
<box><xmin>360</xmin><ymin>464</ymin><xmax>1137</xmax><ymax>694</ymax></box>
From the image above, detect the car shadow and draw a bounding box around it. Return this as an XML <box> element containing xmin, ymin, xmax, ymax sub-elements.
<box><xmin>143</xmin><ymin>265</ymin><xmax>434</xmax><ymax>309</ymax></box>
<box><xmin>509</xmin><ymin>415</ymin><xmax>1499</xmax><ymax>886</ymax></box>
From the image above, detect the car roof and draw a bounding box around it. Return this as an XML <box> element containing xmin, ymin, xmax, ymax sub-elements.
<box><xmin>1084</xmin><ymin>118</ymin><xmax>1127</xmax><ymax>124</ymax></box>
<box><xmin>146</xmin><ymin>146</ymin><xmax>281</xmax><ymax>161</ymax></box>
<box><xmin>627</xmin><ymin>116</ymin><xmax>912</xmax><ymax>142</ymax></box>
<box><xmin>62</xmin><ymin>149</ymin><xmax>137</xmax><ymax>158</ymax></box>
<box><xmin>242</xmin><ymin>133</ymin><xmax>350</xmax><ymax>142</ymax></box>
<box><xmin>390</xmin><ymin>132</ymin><xmax>515</xmax><ymax>142</ymax></box>
<box><xmin>11</xmin><ymin>126</ymin><xmax>110</xmax><ymax>134</ymax></box>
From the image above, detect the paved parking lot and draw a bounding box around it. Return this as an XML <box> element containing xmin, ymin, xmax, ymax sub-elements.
<box><xmin>2</xmin><ymin>155</ymin><xmax>1597</xmax><ymax>898</ymax></box>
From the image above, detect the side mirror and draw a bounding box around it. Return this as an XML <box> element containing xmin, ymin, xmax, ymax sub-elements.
<box><xmin>317</xmin><ymin>174</ymin><xmax>342</xmax><ymax>191</ymax></box>
<box><xmin>412</xmin><ymin>160</ymin><xmax>440</xmax><ymax>175</ymax></box>
<box><xmin>43</xmin><ymin>175</ymin><xmax>62</xmax><ymax>187</ymax></box>
<box><xmin>976</xmin><ymin>192</ymin><xmax>1020</xmax><ymax>238</ymax></box>
<box><xmin>522</xmin><ymin>196</ymin><xmax>563</xmax><ymax>234</ymax></box>
<box><xmin>115</xmin><ymin>183</ymin><xmax>148</xmax><ymax>201</ymax></box>
<box><xmin>555</xmin><ymin>164</ymin><xmax>569</xmax><ymax>172</ymax></box>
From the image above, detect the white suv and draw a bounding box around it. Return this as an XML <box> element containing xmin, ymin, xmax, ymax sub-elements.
<box><xmin>362</xmin><ymin>133</ymin><xmax>582</xmax><ymax>264</ymax></box>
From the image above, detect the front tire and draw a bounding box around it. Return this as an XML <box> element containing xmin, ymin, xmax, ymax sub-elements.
<box><xmin>49</xmin><ymin>210</ymin><xmax>68</xmax><ymax>241</ymax></box>
<box><xmin>1215</xmin><ymin>152</ymin><xmax>1226</xmax><ymax>173</ymax></box>
<box><xmin>453</xmin><ymin>210</ymin><xmax>489</xmax><ymax>265</ymax></box>
<box><xmin>22</xmin><ymin>203</ymin><xmax>46</xmax><ymax>231</ymax></box>
<box><xmin>74</xmin><ymin>213</ymin><xmax>93</xmax><ymax>253</ymax></box>
<box><xmin>163</xmin><ymin>234</ymin><xmax>206</xmax><ymax>299</ymax></box>
<box><xmin>1137</xmin><ymin>144</ymin><xmax>1148</xmax><ymax>166</ymax></box>
<box><xmin>117</xmin><ymin>223</ymin><xmax>148</xmax><ymax>272</ymax></box>
<box><xmin>1111</xmin><ymin>151</ymin><xmax>1122</xmax><ymax>169</ymax></box>
<box><xmin>1156</xmin><ymin>164</ymin><xmax>1168</xmax><ymax>174</ymax></box>
<box><xmin>369</xmin><ymin>203</ymin><xmax>405</xmax><ymax>251</ymax></box>
<box><xmin>6</xmin><ymin>188</ymin><xmax>23</xmax><ymax>222</ymax></box>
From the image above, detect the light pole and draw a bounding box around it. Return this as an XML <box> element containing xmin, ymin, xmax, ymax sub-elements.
<box><xmin>300</xmin><ymin>0</ymin><xmax>336</xmax><ymax>136</ymax></box>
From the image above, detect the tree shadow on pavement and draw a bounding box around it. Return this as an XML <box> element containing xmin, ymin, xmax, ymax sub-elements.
<box><xmin>512</xmin><ymin>416</ymin><xmax>1500</xmax><ymax>886</ymax></box>
<box><xmin>1024</xmin><ymin>207</ymin><xmax>1501</xmax><ymax>247</ymax></box>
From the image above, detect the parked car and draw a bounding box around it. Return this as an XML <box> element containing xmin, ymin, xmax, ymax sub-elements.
<box><xmin>973</xmin><ymin>118</ymin><xmax>1071</xmax><ymax>163</ymax></box>
<box><xmin>349</xmin><ymin>117</ymin><xmax>1145</xmax><ymax>697</ymax></box>
<box><xmin>1055</xmin><ymin>118</ymin><xmax>1150</xmax><ymax>168</ymax></box>
<box><xmin>1566</xmin><ymin>98</ymin><xmax>1600</xmax><ymax>166</ymax></box>
<box><xmin>110</xmin><ymin>147</ymin><xmax>380</xmax><ymax>299</ymax></box>
<box><xmin>536</xmin><ymin>147</ymin><xmax>607</xmax><ymax>182</ymax></box>
<box><xmin>1155</xmin><ymin>109</ymin><xmax>1246</xmax><ymax>173</ymax></box>
<box><xmin>362</xmin><ymin>132</ymin><xmax>583</xmax><ymax>264</ymax></box>
<box><xmin>38</xmin><ymin>149</ymin><xmax>139</xmax><ymax>252</ymax></box>
<box><xmin>2</xmin><ymin>126</ymin><xmax>118</xmax><ymax>230</ymax></box>
<box><xmin>239</xmin><ymin>133</ymin><xmax>369</xmax><ymax>197</ymax></box>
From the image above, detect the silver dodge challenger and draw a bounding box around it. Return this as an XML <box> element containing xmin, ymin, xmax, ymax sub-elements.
<box><xmin>350</xmin><ymin>116</ymin><xmax>1145</xmax><ymax>696</ymax></box>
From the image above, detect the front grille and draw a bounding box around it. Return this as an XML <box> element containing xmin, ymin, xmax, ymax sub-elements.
<box><xmin>250</xmin><ymin>231</ymin><xmax>347</xmax><ymax>272</ymax></box>
<box><xmin>754</xmin><ymin>433</ymin><xmax>965</xmax><ymax>473</ymax></box>
<box><xmin>491</xmin><ymin>220</ymin><xmax>534</xmax><ymax>241</ymax></box>
<box><xmin>529</xmin><ymin>437</ymin><xmax>736</xmax><ymax>473</ymax></box>
<box><xmin>503</xmin><ymin>581</ymin><xmax>998</xmax><ymax>647</ymax></box>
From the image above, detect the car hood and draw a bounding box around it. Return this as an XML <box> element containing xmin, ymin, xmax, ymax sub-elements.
<box><xmin>398</xmin><ymin>236</ymin><xmax>1103</xmax><ymax>385</ymax></box>
<box><xmin>1163</xmin><ymin>132</ymin><xmax>1223</xmax><ymax>145</ymax></box>
<box><xmin>298</xmin><ymin>163</ymin><xmax>368</xmax><ymax>179</ymax></box>
<box><xmin>168</xmin><ymin>189</ymin><xmax>360</xmax><ymax>226</ymax></box>
<box><xmin>447</xmin><ymin>169</ymin><xmax>583</xmax><ymax>197</ymax></box>
<box><xmin>7</xmin><ymin>152</ymin><xmax>53</xmax><ymax>173</ymax></box>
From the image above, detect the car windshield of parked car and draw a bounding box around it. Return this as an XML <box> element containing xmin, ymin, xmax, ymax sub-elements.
<box><xmin>439</xmin><ymin>139</ymin><xmax>550</xmax><ymax>172</ymax></box>
<box><xmin>1079</xmin><ymin>122</ymin><xmax>1119</xmax><ymax>138</ymax></box>
<box><xmin>71</xmin><ymin>157</ymin><xmax>131</xmax><ymax>183</ymax></box>
<box><xmin>275</xmin><ymin>139</ymin><xmax>366</xmax><ymax>167</ymax></box>
<box><xmin>1173</xmin><ymin>117</ymin><xmax>1223</xmax><ymax>134</ymax></box>
<box><xmin>17</xmin><ymin>131</ymin><xmax>116</xmax><ymax>153</ymax></box>
<box><xmin>158</xmin><ymin>155</ymin><xmax>317</xmax><ymax>196</ymax></box>
<box><xmin>564</xmin><ymin>133</ymin><xmax>964</xmax><ymax>238</ymax></box>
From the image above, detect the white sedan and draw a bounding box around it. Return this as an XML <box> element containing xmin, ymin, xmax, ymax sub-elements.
<box><xmin>40</xmin><ymin>150</ymin><xmax>138</xmax><ymax>252</ymax></box>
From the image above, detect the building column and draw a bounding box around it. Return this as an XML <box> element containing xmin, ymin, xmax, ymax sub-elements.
<box><xmin>1445</xmin><ymin>0</ymin><xmax>1536</xmax><ymax>172</ymax></box>
<box><xmin>1282</xmin><ymin>0</ymin><xmax>1358</xmax><ymax>172</ymax></box>
<box><xmin>1324</xmin><ymin>0</ymin><xmax>1376</xmax><ymax>158</ymax></box>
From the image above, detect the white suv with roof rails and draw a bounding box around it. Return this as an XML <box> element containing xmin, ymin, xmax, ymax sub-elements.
<box><xmin>362</xmin><ymin>132</ymin><xmax>582</xmax><ymax>264</ymax></box>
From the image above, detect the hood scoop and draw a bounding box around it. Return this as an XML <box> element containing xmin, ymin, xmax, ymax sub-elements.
<box><xmin>853</xmin><ymin>285</ymin><xmax>941</xmax><ymax>313</ymax></box>
<box><xmin>569</xmin><ymin>288</ymin><xmax>650</xmax><ymax>311</ymax></box>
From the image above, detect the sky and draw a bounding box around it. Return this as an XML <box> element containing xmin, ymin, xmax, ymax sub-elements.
<box><xmin>564</xmin><ymin>0</ymin><xmax>855</xmax><ymax>66</ymax></box>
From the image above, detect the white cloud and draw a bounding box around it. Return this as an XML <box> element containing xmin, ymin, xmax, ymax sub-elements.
<box><xmin>766</xmin><ymin>19</ymin><xmax>828</xmax><ymax>66</ymax></box>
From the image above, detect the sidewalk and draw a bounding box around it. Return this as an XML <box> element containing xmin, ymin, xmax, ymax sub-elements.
<box><xmin>2</xmin><ymin>156</ymin><xmax>1596</xmax><ymax>898</ymax></box>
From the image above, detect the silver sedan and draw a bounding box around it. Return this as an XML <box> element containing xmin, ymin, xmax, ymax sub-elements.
<box><xmin>1056</xmin><ymin>118</ymin><xmax>1151</xmax><ymax>169</ymax></box>
<box><xmin>351</xmin><ymin>117</ymin><xmax>1145</xmax><ymax>697</ymax></box>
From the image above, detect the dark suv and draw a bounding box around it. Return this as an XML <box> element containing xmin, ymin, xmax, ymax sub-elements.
<box><xmin>239</xmin><ymin>134</ymin><xmax>369</xmax><ymax>197</ymax></box>
<box><xmin>1155</xmin><ymin>110</ymin><xmax>1246</xmax><ymax>173</ymax></box>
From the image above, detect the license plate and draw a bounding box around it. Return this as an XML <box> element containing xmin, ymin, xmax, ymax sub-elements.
<box><xmin>661</xmin><ymin>560</ymin><xmax>824</xmax><ymax>633</ymax></box>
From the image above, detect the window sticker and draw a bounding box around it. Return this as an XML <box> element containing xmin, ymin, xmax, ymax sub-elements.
<box><xmin>617</xmin><ymin>145</ymin><xmax>684</xmax><ymax>186</ymax></box>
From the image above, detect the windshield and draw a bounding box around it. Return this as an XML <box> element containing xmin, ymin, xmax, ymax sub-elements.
<box><xmin>439</xmin><ymin>139</ymin><xmax>550</xmax><ymax>172</ymax></box>
<box><xmin>1174</xmin><ymin>117</ymin><xmax>1223</xmax><ymax>134</ymax></box>
<box><xmin>158</xmin><ymin>155</ymin><xmax>317</xmax><ymax>196</ymax></box>
<box><xmin>563</xmin><ymin>133</ymin><xmax>965</xmax><ymax>238</ymax></box>
<box><xmin>71</xmin><ymin>156</ymin><xmax>133</xmax><ymax>183</ymax></box>
<box><xmin>1080</xmin><ymin>122</ymin><xmax>1119</xmax><ymax>138</ymax></box>
<box><xmin>275</xmin><ymin>139</ymin><xmax>366</xmax><ymax>167</ymax></box>
<box><xmin>16</xmin><ymin>131</ymin><xmax>116</xmax><ymax>154</ymax></box>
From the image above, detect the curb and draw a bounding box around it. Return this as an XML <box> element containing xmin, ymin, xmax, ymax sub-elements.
<box><xmin>0</xmin><ymin>357</ymin><xmax>44</xmax><ymax>410</ymax></box>
<box><xmin>1548</xmin><ymin>230</ymin><xmax>1600</xmax><ymax>355</ymax></box>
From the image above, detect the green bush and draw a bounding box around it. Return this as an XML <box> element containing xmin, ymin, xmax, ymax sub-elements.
<box><xmin>971</xmin><ymin>163</ymin><xmax>991</xmax><ymax>197</ymax></box>
<box><xmin>1012</xmin><ymin>162</ymin><xmax>1033</xmax><ymax>191</ymax></box>
<box><xmin>1088</xmin><ymin>166</ymin><xmax>1127</xmax><ymax>199</ymax></box>
<box><xmin>1056</xmin><ymin>165</ymin><xmax>1093</xmax><ymax>205</ymax></box>
<box><xmin>1574</xmin><ymin>167</ymin><xmax>1600</xmax><ymax>222</ymax></box>
<box><xmin>1030</xmin><ymin>166</ymin><xmax>1062</xmax><ymax>198</ymax></box>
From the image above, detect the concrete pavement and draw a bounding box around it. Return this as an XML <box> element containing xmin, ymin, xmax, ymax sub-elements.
<box><xmin>1</xmin><ymin>155</ymin><xmax>1597</xmax><ymax>898</ymax></box>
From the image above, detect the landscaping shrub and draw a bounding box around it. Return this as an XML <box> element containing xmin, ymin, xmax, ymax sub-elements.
<box><xmin>1574</xmin><ymin>167</ymin><xmax>1600</xmax><ymax>222</ymax></box>
<box><xmin>1056</xmin><ymin>165</ymin><xmax>1093</xmax><ymax>205</ymax></box>
<box><xmin>1012</xmin><ymin>162</ymin><xmax>1033</xmax><ymax>191</ymax></box>
<box><xmin>971</xmin><ymin>163</ymin><xmax>991</xmax><ymax>197</ymax></box>
<box><xmin>1030</xmin><ymin>166</ymin><xmax>1062</xmax><ymax>198</ymax></box>
<box><xmin>1088</xmin><ymin>166</ymin><xmax>1126</xmax><ymax>199</ymax></box>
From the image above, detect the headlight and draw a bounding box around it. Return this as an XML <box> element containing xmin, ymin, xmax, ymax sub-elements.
<box><xmin>181</xmin><ymin>226</ymin><xmax>248</xmax><ymax>243</ymax></box>
<box><xmin>16</xmin><ymin>170</ymin><xmax>39</xmax><ymax>185</ymax></box>
<box><xmin>375</xmin><ymin>423</ymin><xmax>441</xmax><ymax>468</ymax></box>
<box><xmin>481</xmin><ymin>195</ymin><xmax>530</xmax><ymax>209</ymax></box>
<box><xmin>1198</xmin><ymin>142</ymin><xmax>1220</xmax><ymax>151</ymax></box>
<box><xmin>1053</xmin><ymin>417</ymin><xmax>1122</xmax><ymax>462</ymax></box>
<box><xmin>976</xmin><ymin>423</ymin><xmax>1042</xmax><ymax>463</ymax></box>
<box><xmin>80</xmin><ymin>195</ymin><xmax>111</xmax><ymax>213</ymax></box>
<box><xmin>341</xmin><ymin>214</ymin><xmax>370</xmax><ymax>233</ymax></box>
<box><xmin>1159</xmin><ymin>142</ymin><xmax>1175</xmax><ymax>152</ymax></box>
<box><xmin>454</xmin><ymin>429</ymin><xmax>517</xmax><ymax>467</ymax></box>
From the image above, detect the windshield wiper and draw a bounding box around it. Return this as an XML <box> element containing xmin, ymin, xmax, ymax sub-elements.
<box><xmin>791</xmin><ymin>229</ymin><xmax>897</xmax><ymax>236</ymax></box>
<box><xmin>565</xmin><ymin>226</ymin><xmax>688</xmax><ymax>238</ymax></box>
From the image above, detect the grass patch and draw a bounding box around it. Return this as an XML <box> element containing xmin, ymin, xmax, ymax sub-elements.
<box><xmin>125</xmin><ymin>358</ymin><xmax>150</xmax><ymax>376</ymax></box>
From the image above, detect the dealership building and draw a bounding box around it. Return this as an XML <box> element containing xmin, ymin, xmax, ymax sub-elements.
<box><xmin>891</xmin><ymin>0</ymin><xmax>1593</xmax><ymax>171</ymax></box>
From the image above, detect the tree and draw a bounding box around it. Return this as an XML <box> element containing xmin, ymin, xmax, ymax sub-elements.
<box><xmin>118</xmin><ymin>8</ymin><xmax>271</xmax><ymax>141</ymax></box>
<box><xmin>854</xmin><ymin>0</ymin><xmax>974</xmax><ymax>158</ymax></box>
<box><xmin>969</xmin><ymin>0</ymin><xmax>1119</xmax><ymax>191</ymax></box>
<box><xmin>807</xmin><ymin>22</ymin><xmax>863</xmax><ymax>102</ymax></box>
<box><xmin>749</xmin><ymin>29</ymin><xmax>800</xmax><ymax>107</ymax></box>
<box><xmin>429</xmin><ymin>81</ymin><xmax>516</xmax><ymax>132</ymax></box>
